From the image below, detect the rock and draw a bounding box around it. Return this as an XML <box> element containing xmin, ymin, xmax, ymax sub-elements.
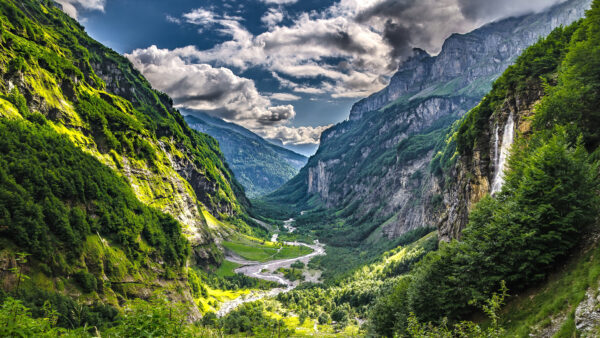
<box><xmin>575</xmin><ymin>282</ymin><xmax>600</xmax><ymax>335</ymax></box>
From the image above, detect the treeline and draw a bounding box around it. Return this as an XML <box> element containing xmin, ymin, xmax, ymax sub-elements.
<box><xmin>369</xmin><ymin>2</ymin><xmax>600</xmax><ymax>336</ymax></box>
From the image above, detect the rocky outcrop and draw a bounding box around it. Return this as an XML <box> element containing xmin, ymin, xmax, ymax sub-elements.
<box><xmin>575</xmin><ymin>281</ymin><xmax>600</xmax><ymax>336</ymax></box>
<box><xmin>437</xmin><ymin>83</ymin><xmax>543</xmax><ymax>241</ymax></box>
<box><xmin>307</xmin><ymin>160</ymin><xmax>339</xmax><ymax>204</ymax></box>
<box><xmin>349</xmin><ymin>0</ymin><xmax>590</xmax><ymax>121</ymax></box>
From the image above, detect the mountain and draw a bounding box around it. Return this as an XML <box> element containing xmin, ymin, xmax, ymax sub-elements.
<box><xmin>265</xmin><ymin>0</ymin><xmax>591</xmax><ymax>245</ymax></box>
<box><xmin>184</xmin><ymin>113</ymin><xmax>307</xmax><ymax>198</ymax></box>
<box><xmin>0</xmin><ymin>0</ymin><xmax>255</xmax><ymax>322</ymax></box>
<box><xmin>367</xmin><ymin>2</ymin><xmax>600</xmax><ymax>333</ymax></box>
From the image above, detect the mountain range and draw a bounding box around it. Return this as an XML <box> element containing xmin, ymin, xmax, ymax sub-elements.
<box><xmin>184</xmin><ymin>112</ymin><xmax>307</xmax><ymax>197</ymax></box>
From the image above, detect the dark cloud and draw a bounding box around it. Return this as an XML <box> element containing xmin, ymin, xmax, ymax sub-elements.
<box><xmin>382</xmin><ymin>20</ymin><xmax>412</xmax><ymax>59</ymax></box>
<box><xmin>263</xmin><ymin>30</ymin><xmax>368</xmax><ymax>54</ymax></box>
<box><xmin>259</xmin><ymin>105</ymin><xmax>296</xmax><ymax>125</ymax></box>
<box><xmin>457</xmin><ymin>0</ymin><xmax>567</xmax><ymax>21</ymax></box>
<box><xmin>355</xmin><ymin>0</ymin><xmax>415</xmax><ymax>22</ymax></box>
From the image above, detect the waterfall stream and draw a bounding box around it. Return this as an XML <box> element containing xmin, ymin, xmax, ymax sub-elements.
<box><xmin>491</xmin><ymin>114</ymin><xmax>515</xmax><ymax>194</ymax></box>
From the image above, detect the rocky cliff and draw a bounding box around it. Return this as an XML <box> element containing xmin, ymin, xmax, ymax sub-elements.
<box><xmin>269</xmin><ymin>0</ymin><xmax>591</xmax><ymax>242</ymax></box>
<box><xmin>350</xmin><ymin>0</ymin><xmax>589</xmax><ymax>121</ymax></box>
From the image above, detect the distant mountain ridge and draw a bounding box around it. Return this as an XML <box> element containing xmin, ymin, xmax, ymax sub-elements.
<box><xmin>185</xmin><ymin>113</ymin><xmax>307</xmax><ymax>197</ymax></box>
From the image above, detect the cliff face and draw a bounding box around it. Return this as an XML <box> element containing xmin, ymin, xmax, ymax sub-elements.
<box><xmin>437</xmin><ymin>83</ymin><xmax>544</xmax><ymax>241</ymax></box>
<box><xmin>350</xmin><ymin>0</ymin><xmax>589</xmax><ymax>121</ymax></box>
<box><xmin>270</xmin><ymin>0</ymin><xmax>590</xmax><ymax>241</ymax></box>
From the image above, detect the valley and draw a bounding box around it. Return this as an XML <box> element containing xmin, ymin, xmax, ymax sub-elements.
<box><xmin>2</xmin><ymin>0</ymin><xmax>600</xmax><ymax>337</ymax></box>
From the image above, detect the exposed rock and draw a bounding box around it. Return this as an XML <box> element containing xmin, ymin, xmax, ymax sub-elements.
<box><xmin>575</xmin><ymin>281</ymin><xmax>600</xmax><ymax>336</ymax></box>
<box><xmin>437</xmin><ymin>83</ymin><xmax>544</xmax><ymax>241</ymax></box>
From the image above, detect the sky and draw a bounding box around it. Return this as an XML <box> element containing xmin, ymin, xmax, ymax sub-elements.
<box><xmin>56</xmin><ymin>0</ymin><xmax>567</xmax><ymax>156</ymax></box>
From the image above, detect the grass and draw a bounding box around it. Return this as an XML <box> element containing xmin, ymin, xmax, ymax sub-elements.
<box><xmin>222</xmin><ymin>236</ymin><xmax>312</xmax><ymax>262</ymax></box>
<box><xmin>195</xmin><ymin>285</ymin><xmax>250</xmax><ymax>314</ymax></box>
<box><xmin>493</xmin><ymin>237</ymin><xmax>600</xmax><ymax>337</ymax></box>
<box><xmin>215</xmin><ymin>260</ymin><xmax>241</xmax><ymax>278</ymax></box>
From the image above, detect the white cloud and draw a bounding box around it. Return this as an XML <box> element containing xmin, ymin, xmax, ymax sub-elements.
<box><xmin>166</xmin><ymin>15</ymin><xmax>181</xmax><ymax>24</ymax></box>
<box><xmin>183</xmin><ymin>9</ymin><xmax>251</xmax><ymax>40</ymax></box>
<box><xmin>260</xmin><ymin>0</ymin><xmax>299</xmax><ymax>5</ymax></box>
<box><xmin>260</xmin><ymin>125</ymin><xmax>332</xmax><ymax>145</ymax></box>
<box><xmin>128</xmin><ymin>0</ymin><xmax>568</xmax><ymax>145</ymax></box>
<box><xmin>261</xmin><ymin>8</ymin><xmax>285</xmax><ymax>27</ymax></box>
<box><xmin>55</xmin><ymin>0</ymin><xmax>105</xmax><ymax>19</ymax></box>
<box><xmin>126</xmin><ymin>46</ymin><xmax>329</xmax><ymax>146</ymax></box>
<box><xmin>269</xmin><ymin>93</ymin><xmax>302</xmax><ymax>101</ymax></box>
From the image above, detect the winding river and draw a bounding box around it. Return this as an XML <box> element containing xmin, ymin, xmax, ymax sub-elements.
<box><xmin>216</xmin><ymin>232</ymin><xmax>325</xmax><ymax>317</ymax></box>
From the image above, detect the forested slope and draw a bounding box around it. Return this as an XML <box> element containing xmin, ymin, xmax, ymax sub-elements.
<box><xmin>0</xmin><ymin>0</ymin><xmax>257</xmax><ymax>329</ymax></box>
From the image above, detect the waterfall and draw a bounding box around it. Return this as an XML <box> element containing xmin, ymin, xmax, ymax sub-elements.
<box><xmin>491</xmin><ymin>114</ymin><xmax>515</xmax><ymax>194</ymax></box>
<box><xmin>493</xmin><ymin>125</ymin><xmax>500</xmax><ymax>170</ymax></box>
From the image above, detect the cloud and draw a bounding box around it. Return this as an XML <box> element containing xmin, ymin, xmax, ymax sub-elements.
<box><xmin>183</xmin><ymin>9</ymin><xmax>250</xmax><ymax>40</ymax></box>
<box><xmin>260</xmin><ymin>125</ymin><xmax>332</xmax><ymax>146</ymax></box>
<box><xmin>269</xmin><ymin>93</ymin><xmax>302</xmax><ymax>101</ymax></box>
<box><xmin>128</xmin><ymin>0</ymin><xmax>570</xmax><ymax>145</ymax></box>
<box><xmin>166</xmin><ymin>15</ymin><xmax>181</xmax><ymax>24</ymax></box>
<box><xmin>55</xmin><ymin>0</ymin><xmax>105</xmax><ymax>19</ymax></box>
<box><xmin>457</xmin><ymin>0</ymin><xmax>567</xmax><ymax>21</ymax></box>
<box><xmin>260</xmin><ymin>0</ymin><xmax>298</xmax><ymax>5</ymax></box>
<box><xmin>126</xmin><ymin>46</ymin><xmax>332</xmax><ymax>146</ymax></box>
<box><xmin>261</xmin><ymin>8</ymin><xmax>285</xmax><ymax>27</ymax></box>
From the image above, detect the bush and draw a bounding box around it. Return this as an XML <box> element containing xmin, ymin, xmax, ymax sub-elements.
<box><xmin>73</xmin><ymin>270</ymin><xmax>97</xmax><ymax>293</ymax></box>
<box><xmin>318</xmin><ymin>312</ymin><xmax>331</xmax><ymax>325</ymax></box>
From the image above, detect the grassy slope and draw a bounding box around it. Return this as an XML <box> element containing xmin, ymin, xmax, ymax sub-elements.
<box><xmin>223</xmin><ymin>236</ymin><xmax>312</xmax><ymax>262</ymax></box>
<box><xmin>496</xmin><ymin>237</ymin><xmax>600</xmax><ymax>337</ymax></box>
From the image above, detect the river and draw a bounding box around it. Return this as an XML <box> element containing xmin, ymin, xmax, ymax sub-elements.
<box><xmin>217</xmin><ymin>237</ymin><xmax>325</xmax><ymax>317</ymax></box>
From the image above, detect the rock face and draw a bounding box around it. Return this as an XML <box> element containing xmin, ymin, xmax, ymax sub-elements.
<box><xmin>350</xmin><ymin>0</ymin><xmax>590</xmax><ymax>121</ymax></box>
<box><xmin>575</xmin><ymin>281</ymin><xmax>600</xmax><ymax>336</ymax></box>
<box><xmin>273</xmin><ymin>0</ymin><xmax>590</xmax><ymax>240</ymax></box>
<box><xmin>437</xmin><ymin>83</ymin><xmax>543</xmax><ymax>241</ymax></box>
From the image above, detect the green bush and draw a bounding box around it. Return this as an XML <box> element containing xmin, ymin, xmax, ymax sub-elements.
<box><xmin>73</xmin><ymin>270</ymin><xmax>97</xmax><ymax>293</ymax></box>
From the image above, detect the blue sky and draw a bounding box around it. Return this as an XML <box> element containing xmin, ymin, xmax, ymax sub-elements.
<box><xmin>58</xmin><ymin>0</ymin><xmax>567</xmax><ymax>155</ymax></box>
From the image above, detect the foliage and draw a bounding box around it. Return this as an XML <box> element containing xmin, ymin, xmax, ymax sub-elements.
<box><xmin>103</xmin><ymin>297</ymin><xmax>191</xmax><ymax>337</ymax></box>
<box><xmin>456</xmin><ymin>23</ymin><xmax>580</xmax><ymax>155</ymax></box>
<box><xmin>405</xmin><ymin>282</ymin><xmax>508</xmax><ymax>338</ymax></box>
<box><xmin>72</xmin><ymin>270</ymin><xmax>97</xmax><ymax>294</ymax></box>
<box><xmin>0</xmin><ymin>119</ymin><xmax>190</xmax><ymax>271</ymax></box>
<box><xmin>534</xmin><ymin>2</ymin><xmax>600</xmax><ymax>149</ymax></box>
<box><xmin>0</xmin><ymin>297</ymin><xmax>68</xmax><ymax>337</ymax></box>
<box><xmin>0</xmin><ymin>295</ymin><xmax>222</xmax><ymax>337</ymax></box>
<box><xmin>408</xmin><ymin>131</ymin><xmax>598</xmax><ymax>324</ymax></box>
<box><xmin>214</xmin><ymin>301</ymin><xmax>294</xmax><ymax>336</ymax></box>
<box><xmin>9</xmin><ymin>288</ymin><xmax>119</xmax><ymax>330</ymax></box>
